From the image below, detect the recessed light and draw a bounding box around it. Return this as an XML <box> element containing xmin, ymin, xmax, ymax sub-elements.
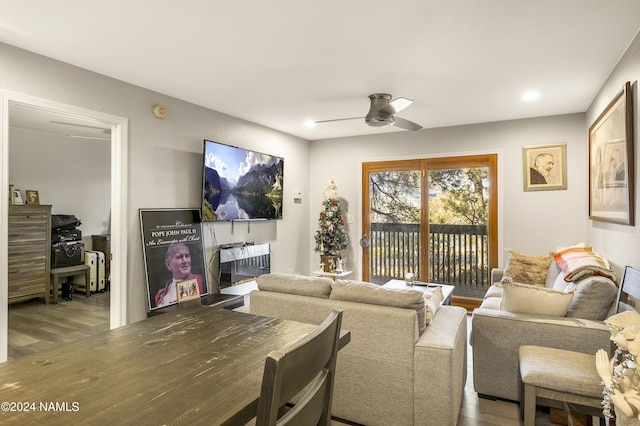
<box><xmin>304</xmin><ymin>120</ymin><xmax>317</xmax><ymax>128</ymax></box>
<box><xmin>521</xmin><ymin>91</ymin><xmax>540</xmax><ymax>101</ymax></box>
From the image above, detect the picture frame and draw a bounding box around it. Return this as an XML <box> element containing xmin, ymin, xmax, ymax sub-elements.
<box><xmin>589</xmin><ymin>81</ymin><xmax>635</xmax><ymax>225</ymax></box>
<box><xmin>177</xmin><ymin>278</ymin><xmax>201</xmax><ymax>302</ymax></box>
<box><xmin>12</xmin><ymin>188</ymin><xmax>24</xmax><ymax>204</ymax></box>
<box><xmin>522</xmin><ymin>143</ymin><xmax>567</xmax><ymax>191</ymax></box>
<box><xmin>25</xmin><ymin>189</ymin><xmax>40</xmax><ymax>205</ymax></box>
<box><xmin>139</xmin><ymin>208</ymin><xmax>209</xmax><ymax>311</ymax></box>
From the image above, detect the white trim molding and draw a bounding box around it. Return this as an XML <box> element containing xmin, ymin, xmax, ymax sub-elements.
<box><xmin>0</xmin><ymin>91</ymin><xmax>129</xmax><ymax>362</ymax></box>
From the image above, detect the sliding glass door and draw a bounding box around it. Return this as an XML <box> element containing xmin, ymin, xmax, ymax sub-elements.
<box><xmin>362</xmin><ymin>155</ymin><xmax>497</xmax><ymax>300</ymax></box>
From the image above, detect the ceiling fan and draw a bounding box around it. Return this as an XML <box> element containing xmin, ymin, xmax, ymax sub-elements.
<box><xmin>312</xmin><ymin>93</ymin><xmax>423</xmax><ymax>131</ymax></box>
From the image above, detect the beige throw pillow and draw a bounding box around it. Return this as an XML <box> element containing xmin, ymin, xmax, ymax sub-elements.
<box><xmin>500</xmin><ymin>281</ymin><xmax>574</xmax><ymax>316</ymax></box>
<box><xmin>500</xmin><ymin>249</ymin><xmax>553</xmax><ymax>287</ymax></box>
<box><xmin>424</xmin><ymin>287</ymin><xmax>443</xmax><ymax>325</ymax></box>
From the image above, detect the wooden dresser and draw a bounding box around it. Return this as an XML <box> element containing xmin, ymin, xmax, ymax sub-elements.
<box><xmin>8</xmin><ymin>204</ymin><xmax>52</xmax><ymax>304</ymax></box>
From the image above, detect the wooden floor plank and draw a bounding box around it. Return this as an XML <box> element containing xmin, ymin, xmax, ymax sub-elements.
<box><xmin>8</xmin><ymin>291</ymin><xmax>110</xmax><ymax>361</ymax></box>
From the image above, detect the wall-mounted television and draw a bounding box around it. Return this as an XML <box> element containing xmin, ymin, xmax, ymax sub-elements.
<box><xmin>201</xmin><ymin>140</ymin><xmax>284</xmax><ymax>221</ymax></box>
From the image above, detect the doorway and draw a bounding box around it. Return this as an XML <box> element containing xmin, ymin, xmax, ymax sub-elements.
<box><xmin>0</xmin><ymin>92</ymin><xmax>129</xmax><ymax>362</ymax></box>
<box><xmin>361</xmin><ymin>154</ymin><xmax>498</xmax><ymax>304</ymax></box>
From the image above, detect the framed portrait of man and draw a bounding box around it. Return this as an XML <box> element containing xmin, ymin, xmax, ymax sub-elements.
<box><xmin>140</xmin><ymin>208</ymin><xmax>209</xmax><ymax>311</ymax></box>
<box><xmin>522</xmin><ymin>143</ymin><xmax>567</xmax><ymax>191</ymax></box>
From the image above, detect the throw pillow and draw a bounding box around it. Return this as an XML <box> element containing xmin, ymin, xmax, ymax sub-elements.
<box><xmin>564</xmin><ymin>276</ymin><xmax>618</xmax><ymax>320</ymax></box>
<box><xmin>500</xmin><ymin>249</ymin><xmax>553</xmax><ymax>287</ymax></box>
<box><xmin>552</xmin><ymin>271</ymin><xmax>572</xmax><ymax>292</ymax></box>
<box><xmin>331</xmin><ymin>280</ymin><xmax>427</xmax><ymax>334</ymax></box>
<box><xmin>256</xmin><ymin>273</ymin><xmax>332</xmax><ymax>298</ymax></box>
<box><xmin>500</xmin><ymin>281</ymin><xmax>574</xmax><ymax>316</ymax></box>
<box><xmin>424</xmin><ymin>287</ymin><xmax>443</xmax><ymax>325</ymax></box>
<box><xmin>545</xmin><ymin>261</ymin><xmax>563</xmax><ymax>288</ymax></box>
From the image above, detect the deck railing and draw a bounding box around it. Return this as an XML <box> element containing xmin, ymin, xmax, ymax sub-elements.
<box><xmin>369</xmin><ymin>223</ymin><xmax>489</xmax><ymax>292</ymax></box>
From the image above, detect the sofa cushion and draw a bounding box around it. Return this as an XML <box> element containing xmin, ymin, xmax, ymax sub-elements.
<box><xmin>500</xmin><ymin>249</ymin><xmax>553</xmax><ymax>287</ymax></box>
<box><xmin>564</xmin><ymin>276</ymin><xmax>618</xmax><ymax>320</ymax></box>
<box><xmin>500</xmin><ymin>281</ymin><xmax>574</xmax><ymax>316</ymax></box>
<box><xmin>256</xmin><ymin>273</ymin><xmax>332</xmax><ymax>298</ymax></box>
<box><xmin>546</xmin><ymin>261</ymin><xmax>563</xmax><ymax>288</ymax></box>
<box><xmin>331</xmin><ymin>279</ymin><xmax>427</xmax><ymax>333</ymax></box>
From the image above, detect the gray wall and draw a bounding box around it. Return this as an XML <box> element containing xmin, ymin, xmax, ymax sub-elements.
<box><xmin>1</xmin><ymin>42</ymin><xmax>311</xmax><ymax>324</ymax></box>
<box><xmin>586</xmin><ymin>30</ymin><xmax>640</xmax><ymax>277</ymax></box>
<box><xmin>308</xmin><ymin>113</ymin><xmax>588</xmax><ymax>280</ymax></box>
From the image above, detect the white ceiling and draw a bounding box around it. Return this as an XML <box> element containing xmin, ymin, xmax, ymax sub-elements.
<box><xmin>1</xmin><ymin>1</ymin><xmax>640</xmax><ymax>141</ymax></box>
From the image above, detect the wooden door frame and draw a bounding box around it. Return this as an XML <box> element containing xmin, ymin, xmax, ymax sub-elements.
<box><xmin>362</xmin><ymin>159</ymin><xmax>421</xmax><ymax>283</ymax></box>
<box><xmin>361</xmin><ymin>154</ymin><xmax>498</xmax><ymax>301</ymax></box>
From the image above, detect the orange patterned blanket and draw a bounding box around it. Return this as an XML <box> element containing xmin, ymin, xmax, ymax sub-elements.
<box><xmin>554</xmin><ymin>246</ymin><xmax>615</xmax><ymax>282</ymax></box>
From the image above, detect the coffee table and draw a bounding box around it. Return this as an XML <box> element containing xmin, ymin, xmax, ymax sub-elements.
<box><xmin>382</xmin><ymin>279</ymin><xmax>455</xmax><ymax>305</ymax></box>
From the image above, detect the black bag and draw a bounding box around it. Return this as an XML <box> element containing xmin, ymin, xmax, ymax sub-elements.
<box><xmin>51</xmin><ymin>242</ymin><xmax>84</xmax><ymax>268</ymax></box>
<box><xmin>51</xmin><ymin>214</ymin><xmax>82</xmax><ymax>231</ymax></box>
<box><xmin>51</xmin><ymin>228</ymin><xmax>82</xmax><ymax>243</ymax></box>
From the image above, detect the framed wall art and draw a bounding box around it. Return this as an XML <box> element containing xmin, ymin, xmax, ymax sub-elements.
<box><xmin>522</xmin><ymin>143</ymin><xmax>567</xmax><ymax>191</ymax></box>
<box><xmin>25</xmin><ymin>189</ymin><xmax>40</xmax><ymax>205</ymax></box>
<box><xmin>139</xmin><ymin>208</ymin><xmax>209</xmax><ymax>311</ymax></box>
<box><xmin>589</xmin><ymin>81</ymin><xmax>635</xmax><ymax>225</ymax></box>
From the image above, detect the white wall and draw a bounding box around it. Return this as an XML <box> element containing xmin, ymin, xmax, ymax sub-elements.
<box><xmin>9</xmin><ymin>131</ymin><xmax>111</xmax><ymax>242</ymax></box>
<box><xmin>309</xmin><ymin>113</ymin><xmax>589</xmax><ymax>280</ymax></box>
<box><xmin>586</xmin><ymin>31</ymin><xmax>640</xmax><ymax>277</ymax></box>
<box><xmin>0</xmin><ymin>42</ymin><xmax>311</xmax><ymax>324</ymax></box>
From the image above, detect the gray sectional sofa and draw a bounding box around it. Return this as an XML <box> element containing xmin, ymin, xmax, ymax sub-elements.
<box><xmin>248</xmin><ymin>273</ymin><xmax>468</xmax><ymax>426</ymax></box>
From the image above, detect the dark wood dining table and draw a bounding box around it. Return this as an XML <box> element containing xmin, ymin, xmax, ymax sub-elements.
<box><xmin>0</xmin><ymin>304</ymin><xmax>349</xmax><ymax>425</ymax></box>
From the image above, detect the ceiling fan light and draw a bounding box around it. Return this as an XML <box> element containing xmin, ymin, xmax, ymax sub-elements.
<box><xmin>365</xmin><ymin>114</ymin><xmax>394</xmax><ymax>127</ymax></box>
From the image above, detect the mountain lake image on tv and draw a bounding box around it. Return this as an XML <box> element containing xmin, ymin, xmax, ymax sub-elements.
<box><xmin>202</xmin><ymin>140</ymin><xmax>283</xmax><ymax>221</ymax></box>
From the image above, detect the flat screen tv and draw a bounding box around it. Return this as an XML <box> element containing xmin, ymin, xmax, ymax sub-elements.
<box><xmin>202</xmin><ymin>140</ymin><xmax>283</xmax><ymax>221</ymax></box>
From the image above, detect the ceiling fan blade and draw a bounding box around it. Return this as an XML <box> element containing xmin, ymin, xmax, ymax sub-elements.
<box><xmin>393</xmin><ymin>117</ymin><xmax>423</xmax><ymax>131</ymax></box>
<box><xmin>314</xmin><ymin>117</ymin><xmax>364</xmax><ymax>124</ymax></box>
<box><xmin>380</xmin><ymin>97</ymin><xmax>413</xmax><ymax>115</ymax></box>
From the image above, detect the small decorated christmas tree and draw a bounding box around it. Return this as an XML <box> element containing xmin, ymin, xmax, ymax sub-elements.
<box><xmin>315</xmin><ymin>180</ymin><xmax>348</xmax><ymax>271</ymax></box>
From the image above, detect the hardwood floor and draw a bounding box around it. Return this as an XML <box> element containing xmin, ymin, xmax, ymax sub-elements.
<box><xmin>8</xmin><ymin>291</ymin><xmax>110</xmax><ymax>361</ymax></box>
<box><xmin>6</xmin><ymin>296</ymin><xmax>586</xmax><ymax>425</ymax></box>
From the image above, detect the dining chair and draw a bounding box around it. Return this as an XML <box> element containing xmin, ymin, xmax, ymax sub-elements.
<box><xmin>615</xmin><ymin>265</ymin><xmax>640</xmax><ymax>313</ymax></box>
<box><xmin>255</xmin><ymin>307</ymin><xmax>343</xmax><ymax>426</ymax></box>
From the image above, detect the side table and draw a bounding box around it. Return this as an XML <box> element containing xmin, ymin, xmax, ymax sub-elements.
<box><xmin>312</xmin><ymin>270</ymin><xmax>353</xmax><ymax>281</ymax></box>
<box><xmin>382</xmin><ymin>279</ymin><xmax>455</xmax><ymax>305</ymax></box>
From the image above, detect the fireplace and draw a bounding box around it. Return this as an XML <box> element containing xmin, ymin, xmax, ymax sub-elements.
<box><xmin>219</xmin><ymin>243</ymin><xmax>270</xmax><ymax>289</ymax></box>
